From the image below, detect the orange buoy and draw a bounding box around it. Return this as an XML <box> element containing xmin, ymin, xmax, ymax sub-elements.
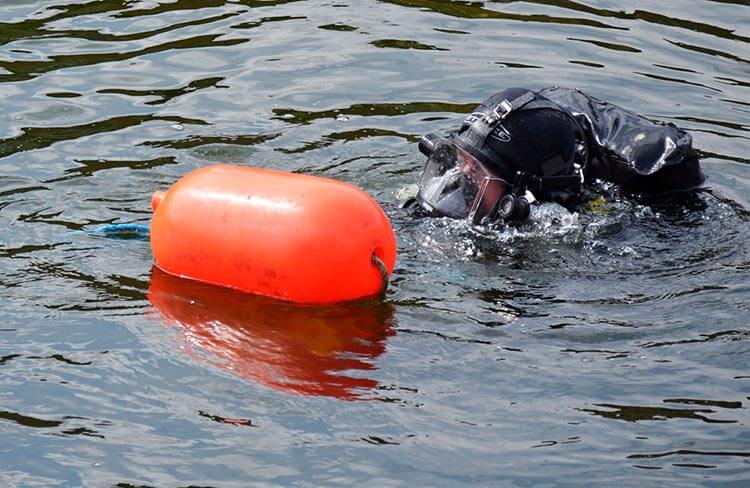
<box><xmin>150</xmin><ymin>164</ymin><xmax>397</xmax><ymax>304</ymax></box>
<box><xmin>148</xmin><ymin>267</ymin><xmax>395</xmax><ymax>399</ymax></box>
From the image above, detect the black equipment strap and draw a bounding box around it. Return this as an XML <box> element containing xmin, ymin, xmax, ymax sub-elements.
<box><xmin>541</xmin><ymin>174</ymin><xmax>582</xmax><ymax>190</ymax></box>
<box><xmin>458</xmin><ymin>91</ymin><xmax>537</xmax><ymax>148</ymax></box>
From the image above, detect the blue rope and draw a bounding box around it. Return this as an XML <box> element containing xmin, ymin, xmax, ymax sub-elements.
<box><xmin>90</xmin><ymin>224</ymin><xmax>150</xmax><ymax>234</ymax></box>
<box><xmin>71</xmin><ymin>223</ymin><xmax>150</xmax><ymax>240</ymax></box>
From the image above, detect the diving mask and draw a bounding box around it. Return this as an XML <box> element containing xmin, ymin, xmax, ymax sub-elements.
<box><xmin>416</xmin><ymin>136</ymin><xmax>510</xmax><ymax>224</ymax></box>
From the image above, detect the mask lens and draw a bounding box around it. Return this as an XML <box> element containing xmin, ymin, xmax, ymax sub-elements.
<box><xmin>417</xmin><ymin>141</ymin><xmax>508</xmax><ymax>223</ymax></box>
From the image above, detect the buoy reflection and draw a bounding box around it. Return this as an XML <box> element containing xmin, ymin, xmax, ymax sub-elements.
<box><xmin>147</xmin><ymin>267</ymin><xmax>395</xmax><ymax>399</ymax></box>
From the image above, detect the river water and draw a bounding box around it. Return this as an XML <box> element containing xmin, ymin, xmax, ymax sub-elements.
<box><xmin>1</xmin><ymin>1</ymin><xmax>748</xmax><ymax>487</ymax></box>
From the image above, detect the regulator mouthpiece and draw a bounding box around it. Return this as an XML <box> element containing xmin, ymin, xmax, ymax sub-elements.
<box><xmin>497</xmin><ymin>194</ymin><xmax>531</xmax><ymax>222</ymax></box>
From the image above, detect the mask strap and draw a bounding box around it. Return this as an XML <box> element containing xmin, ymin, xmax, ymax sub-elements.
<box><xmin>457</xmin><ymin>91</ymin><xmax>537</xmax><ymax>148</ymax></box>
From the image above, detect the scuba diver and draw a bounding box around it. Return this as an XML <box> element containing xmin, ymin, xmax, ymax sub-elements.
<box><xmin>408</xmin><ymin>87</ymin><xmax>705</xmax><ymax>223</ymax></box>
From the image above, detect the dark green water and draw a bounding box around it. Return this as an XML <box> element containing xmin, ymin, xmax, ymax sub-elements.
<box><xmin>1</xmin><ymin>1</ymin><xmax>748</xmax><ymax>486</ymax></box>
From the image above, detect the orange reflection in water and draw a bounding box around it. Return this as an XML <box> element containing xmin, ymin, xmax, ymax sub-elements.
<box><xmin>147</xmin><ymin>267</ymin><xmax>395</xmax><ymax>399</ymax></box>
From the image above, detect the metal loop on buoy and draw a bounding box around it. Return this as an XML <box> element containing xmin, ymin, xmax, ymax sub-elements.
<box><xmin>371</xmin><ymin>253</ymin><xmax>389</xmax><ymax>299</ymax></box>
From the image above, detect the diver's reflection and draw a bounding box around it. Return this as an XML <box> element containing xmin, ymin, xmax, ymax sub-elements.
<box><xmin>147</xmin><ymin>267</ymin><xmax>395</xmax><ymax>399</ymax></box>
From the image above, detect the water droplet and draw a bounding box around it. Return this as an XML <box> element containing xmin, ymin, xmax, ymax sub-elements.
<box><xmin>172</xmin><ymin>124</ymin><xmax>184</xmax><ymax>131</ymax></box>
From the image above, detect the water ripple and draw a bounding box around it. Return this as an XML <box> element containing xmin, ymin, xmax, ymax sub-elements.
<box><xmin>1</xmin><ymin>0</ymin><xmax>748</xmax><ymax>486</ymax></box>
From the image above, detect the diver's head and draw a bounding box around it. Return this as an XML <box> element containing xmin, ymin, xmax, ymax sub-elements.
<box><xmin>415</xmin><ymin>88</ymin><xmax>586</xmax><ymax>223</ymax></box>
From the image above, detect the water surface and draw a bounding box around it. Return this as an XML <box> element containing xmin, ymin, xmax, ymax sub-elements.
<box><xmin>0</xmin><ymin>1</ymin><xmax>748</xmax><ymax>486</ymax></box>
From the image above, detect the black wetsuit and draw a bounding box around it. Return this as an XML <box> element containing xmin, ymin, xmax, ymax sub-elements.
<box><xmin>537</xmin><ymin>87</ymin><xmax>705</xmax><ymax>195</ymax></box>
